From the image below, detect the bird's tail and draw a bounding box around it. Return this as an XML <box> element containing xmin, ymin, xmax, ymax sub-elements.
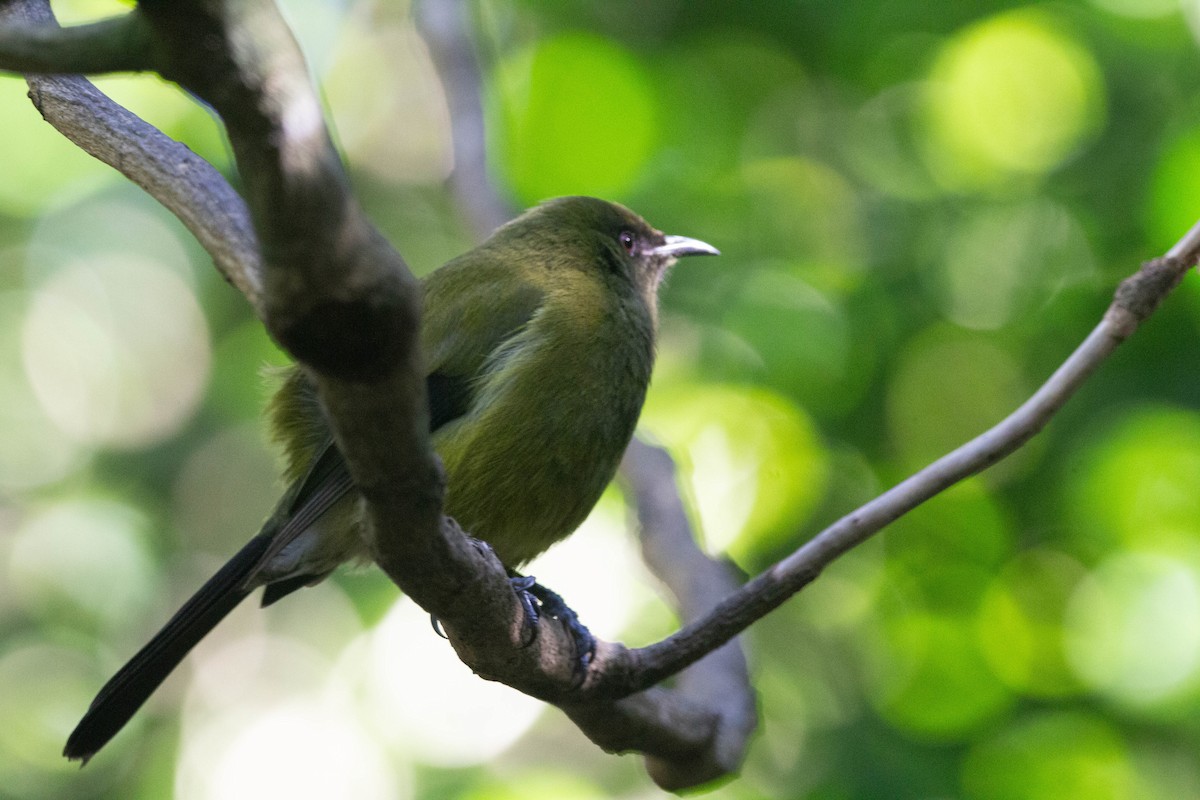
<box><xmin>63</xmin><ymin>533</ymin><xmax>274</xmax><ymax>764</ymax></box>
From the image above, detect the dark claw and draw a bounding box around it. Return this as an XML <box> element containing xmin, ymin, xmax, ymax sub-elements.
<box><xmin>509</xmin><ymin>574</ymin><xmax>540</xmax><ymax>646</ymax></box>
<box><xmin>528</xmin><ymin>582</ymin><xmax>596</xmax><ymax>677</ymax></box>
<box><xmin>508</xmin><ymin>572</ymin><xmax>595</xmax><ymax>683</ymax></box>
<box><xmin>430</xmin><ymin>614</ymin><xmax>448</xmax><ymax>639</ymax></box>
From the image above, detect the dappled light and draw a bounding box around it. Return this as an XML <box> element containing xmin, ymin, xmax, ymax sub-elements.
<box><xmin>961</xmin><ymin>711</ymin><xmax>1137</xmax><ymax>800</ymax></box>
<box><xmin>1149</xmin><ymin>125</ymin><xmax>1200</xmax><ymax>255</ymax></box>
<box><xmin>22</xmin><ymin>256</ymin><xmax>211</xmax><ymax>447</ymax></box>
<box><xmin>932</xmin><ymin>199</ymin><xmax>1095</xmax><ymax>330</ymax></box>
<box><xmin>179</xmin><ymin>701</ymin><xmax>404</xmax><ymax>800</ymax></box>
<box><xmin>9</xmin><ymin>496</ymin><xmax>158</xmax><ymax>630</ymax></box>
<box><xmin>978</xmin><ymin>547</ymin><xmax>1086</xmax><ymax>697</ymax></box>
<box><xmin>1067</xmin><ymin>405</ymin><xmax>1200</xmax><ymax>553</ymax></box>
<box><xmin>886</xmin><ymin>327</ymin><xmax>1032</xmax><ymax>475</ymax></box>
<box><xmin>325</xmin><ymin>15</ymin><xmax>454</xmax><ymax>184</ymax></box>
<box><xmin>1065</xmin><ymin>551</ymin><xmax>1200</xmax><ymax>711</ymax></box>
<box><xmin>0</xmin><ymin>643</ymin><xmax>109</xmax><ymax>794</ymax></box>
<box><xmin>641</xmin><ymin>383</ymin><xmax>827</xmax><ymax>560</ymax></box>
<box><xmin>358</xmin><ymin>599</ymin><xmax>544</xmax><ymax>766</ymax></box>
<box><xmin>0</xmin><ymin>291</ymin><xmax>83</xmax><ymax>489</ymax></box>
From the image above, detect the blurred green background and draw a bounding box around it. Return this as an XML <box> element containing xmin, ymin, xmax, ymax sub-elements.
<box><xmin>2</xmin><ymin>0</ymin><xmax>1200</xmax><ymax>797</ymax></box>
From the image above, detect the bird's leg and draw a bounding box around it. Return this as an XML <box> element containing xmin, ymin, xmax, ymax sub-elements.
<box><xmin>507</xmin><ymin>571</ymin><xmax>595</xmax><ymax>679</ymax></box>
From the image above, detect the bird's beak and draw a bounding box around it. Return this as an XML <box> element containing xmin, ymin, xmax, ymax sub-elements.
<box><xmin>653</xmin><ymin>235</ymin><xmax>720</xmax><ymax>259</ymax></box>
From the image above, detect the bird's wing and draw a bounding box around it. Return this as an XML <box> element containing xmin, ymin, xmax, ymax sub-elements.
<box><xmin>251</xmin><ymin>365</ymin><xmax>487</xmax><ymax>606</ymax></box>
<box><xmin>420</xmin><ymin>253</ymin><xmax>547</xmax><ymax>384</ymax></box>
<box><xmin>252</xmin><ymin>258</ymin><xmax>545</xmax><ymax>602</ymax></box>
<box><xmin>248</xmin><ymin>437</ymin><xmax>355</xmax><ymax>598</ymax></box>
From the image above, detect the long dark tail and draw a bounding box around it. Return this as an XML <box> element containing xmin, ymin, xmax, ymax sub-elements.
<box><xmin>63</xmin><ymin>533</ymin><xmax>274</xmax><ymax>764</ymax></box>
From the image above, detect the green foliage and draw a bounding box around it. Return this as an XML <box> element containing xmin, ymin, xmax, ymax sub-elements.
<box><xmin>1</xmin><ymin>0</ymin><xmax>1199</xmax><ymax>797</ymax></box>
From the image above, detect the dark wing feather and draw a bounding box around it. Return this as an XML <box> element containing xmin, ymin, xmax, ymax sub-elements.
<box><xmin>428</xmin><ymin>370</ymin><xmax>473</xmax><ymax>431</ymax></box>
<box><xmin>64</xmin><ymin>532</ymin><xmax>274</xmax><ymax>763</ymax></box>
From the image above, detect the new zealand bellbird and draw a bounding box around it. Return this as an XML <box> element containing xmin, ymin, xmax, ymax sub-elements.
<box><xmin>63</xmin><ymin>196</ymin><xmax>718</xmax><ymax>762</ymax></box>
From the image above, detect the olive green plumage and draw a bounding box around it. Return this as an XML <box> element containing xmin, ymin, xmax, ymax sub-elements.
<box><xmin>270</xmin><ymin>197</ymin><xmax>670</xmax><ymax>565</ymax></box>
<box><xmin>64</xmin><ymin>196</ymin><xmax>718</xmax><ymax>763</ymax></box>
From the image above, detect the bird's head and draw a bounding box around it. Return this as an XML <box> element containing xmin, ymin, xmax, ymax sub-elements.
<box><xmin>493</xmin><ymin>196</ymin><xmax>719</xmax><ymax>306</ymax></box>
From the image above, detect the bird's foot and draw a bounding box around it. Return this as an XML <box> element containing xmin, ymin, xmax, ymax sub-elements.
<box><xmin>430</xmin><ymin>574</ymin><xmax>544</xmax><ymax>645</ymax></box>
<box><xmin>508</xmin><ymin>573</ymin><xmax>595</xmax><ymax>682</ymax></box>
<box><xmin>430</xmin><ymin>570</ymin><xmax>595</xmax><ymax>684</ymax></box>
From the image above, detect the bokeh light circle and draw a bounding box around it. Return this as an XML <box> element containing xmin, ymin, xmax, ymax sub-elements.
<box><xmin>1066</xmin><ymin>405</ymin><xmax>1200</xmax><ymax>553</ymax></box>
<box><xmin>977</xmin><ymin>548</ymin><xmax>1087</xmax><ymax>697</ymax></box>
<box><xmin>0</xmin><ymin>290</ymin><xmax>83</xmax><ymax>489</ymax></box>
<box><xmin>9</xmin><ymin>496</ymin><xmax>157</xmax><ymax>629</ymax></box>
<box><xmin>1065</xmin><ymin>551</ymin><xmax>1200</xmax><ymax>711</ymax></box>
<box><xmin>924</xmin><ymin>11</ymin><xmax>1105</xmax><ymax>188</ymax></box>
<box><xmin>21</xmin><ymin>255</ymin><xmax>211</xmax><ymax>448</ymax></box>
<box><xmin>640</xmin><ymin>383</ymin><xmax>828</xmax><ymax>559</ymax></box>
<box><xmin>961</xmin><ymin>711</ymin><xmax>1136</xmax><ymax>800</ymax></box>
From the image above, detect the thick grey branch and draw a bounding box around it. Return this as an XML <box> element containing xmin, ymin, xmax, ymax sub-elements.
<box><xmin>124</xmin><ymin>0</ymin><xmax>466</xmax><ymax>635</ymax></box>
<box><xmin>2</xmin><ymin>3</ymin><xmax>665</xmax><ymax>773</ymax></box>
<box><xmin>0</xmin><ymin>10</ymin><xmax>154</xmax><ymax>74</ymax></box>
<box><xmin>127</xmin><ymin>0</ymin><xmax>595</xmax><ymax>721</ymax></box>
<box><xmin>137</xmin><ymin>0</ymin><xmax>420</xmax><ymax>381</ymax></box>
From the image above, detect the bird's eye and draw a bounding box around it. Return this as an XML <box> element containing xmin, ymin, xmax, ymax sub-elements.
<box><xmin>619</xmin><ymin>231</ymin><xmax>635</xmax><ymax>254</ymax></box>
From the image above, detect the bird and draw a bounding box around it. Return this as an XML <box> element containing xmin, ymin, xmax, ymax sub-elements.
<box><xmin>63</xmin><ymin>196</ymin><xmax>719</xmax><ymax>763</ymax></box>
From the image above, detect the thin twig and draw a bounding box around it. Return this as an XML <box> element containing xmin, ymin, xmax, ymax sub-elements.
<box><xmin>602</xmin><ymin>253</ymin><xmax>1194</xmax><ymax>693</ymax></box>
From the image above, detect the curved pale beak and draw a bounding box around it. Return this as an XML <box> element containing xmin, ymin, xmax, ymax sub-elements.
<box><xmin>652</xmin><ymin>235</ymin><xmax>720</xmax><ymax>259</ymax></box>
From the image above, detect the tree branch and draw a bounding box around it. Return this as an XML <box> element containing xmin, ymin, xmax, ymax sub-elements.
<box><xmin>615</xmin><ymin>439</ymin><xmax>757</xmax><ymax>789</ymax></box>
<box><xmin>126</xmin><ymin>0</ymin><xmax>606</xmax><ymax>737</ymax></box>
<box><xmin>0</xmin><ymin>1</ymin><xmax>264</xmax><ymax>310</ymax></box>
<box><xmin>0</xmin><ymin>9</ymin><xmax>154</xmax><ymax>74</ymax></box>
<box><xmin>135</xmin><ymin>0</ymin><xmax>420</xmax><ymax>381</ymax></box>
<box><xmin>415</xmin><ymin>0</ymin><xmax>511</xmax><ymax>240</ymax></box>
<box><xmin>1</xmin><ymin>0</ymin><xmax>588</xmax><ymax>733</ymax></box>
<box><xmin>125</xmin><ymin>0</ymin><xmax>482</xmax><ymax>640</ymax></box>
<box><xmin>1167</xmin><ymin>215</ymin><xmax>1200</xmax><ymax>264</ymax></box>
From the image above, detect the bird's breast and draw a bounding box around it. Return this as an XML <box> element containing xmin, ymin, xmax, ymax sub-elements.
<box><xmin>433</xmin><ymin>293</ymin><xmax>654</xmax><ymax>566</ymax></box>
